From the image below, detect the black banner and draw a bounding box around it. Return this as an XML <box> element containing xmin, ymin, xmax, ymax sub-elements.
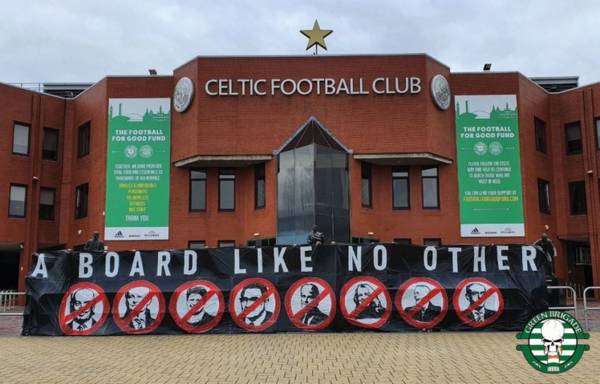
<box><xmin>23</xmin><ymin>244</ymin><xmax>548</xmax><ymax>335</ymax></box>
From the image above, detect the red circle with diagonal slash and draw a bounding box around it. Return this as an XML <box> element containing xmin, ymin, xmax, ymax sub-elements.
<box><xmin>285</xmin><ymin>277</ymin><xmax>336</xmax><ymax>331</ymax></box>
<box><xmin>339</xmin><ymin>276</ymin><xmax>391</xmax><ymax>329</ymax></box>
<box><xmin>453</xmin><ymin>277</ymin><xmax>504</xmax><ymax>328</ymax></box>
<box><xmin>112</xmin><ymin>280</ymin><xmax>165</xmax><ymax>334</ymax></box>
<box><xmin>169</xmin><ymin>280</ymin><xmax>224</xmax><ymax>334</ymax></box>
<box><xmin>395</xmin><ymin>277</ymin><xmax>448</xmax><ymax>330</ymax></box>
<box><xmin>229</xmin><ymin>278</ymin><xmax>280</xmax><ymax>332</ymax></box>
<box><xmin>58</xmin><ymin>282</ymin><xmax>109</xmax><ymax>336</ymax></box>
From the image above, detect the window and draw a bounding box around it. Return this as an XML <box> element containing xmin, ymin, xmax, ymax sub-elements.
<box><xmin>75</xmin><ymin>183</ymin><xmax>89</xmax><ymax>219</ymax></box>
<box><xmin>534</xmin><ymin>117</ymin><xmax>547</xmax><ymax>154</ymax></box>
<box><xmin>596</xmin><ymin>118</ymin><xmax>600</xmax><ymax>150</ymax></box>
<box><xmin>78</xmin><ymin>121</ymin><xmax>91</xmax><ymax>158</ymax></box>
<box><xmin>247</xmin><ymin>238</ymin><xmax>276</xmax><ymax>247</ymax></box>
<box><xmin>422</xmin><ymin>167</ymin><xmax>439</xmax><ymax>208</ymax></box>
<box><xmin>568</xmin><ymin>181</ymin><xmax>586</xmax><ymax>215</ymax></box>
<box><xmin>9</xmin><ymin>184</ymin><xmax>27</xmax><ymax>217</ymax></box>
<box><xmin>424</xmin><ymin>238</ymin><xmax>441</xmax><ymax>247</ymax></box>
<box><xmin>537</xmin><ymin>179</ymin><xmax>550</xmax><ymax>214</ymax></box>
<box><xmin>12</xmin><ymin>122</ymin><xmax>30</xmax><ymax>155</ymax></box>
<box><xmin>393</xmin><ymin>238</ymin><xmax>412</xmax><ymax>245</ymax></box>
<box><xmin>361</xmin><ymin>162</ymin><xmax>372</xmax><ymax>207</ymax></box>
<box><xmin>42</xmin><ymin>128</ymin><xmax>59</xmax><ymax>160</ymax></box>
<box><xmin>218</xmin><ymin>240</ymin><xmax>236</xmax><ymax>248</ymax></box>
<box><xmin>392</xmin><ymin>167</ymin><xmax>409</xmax><ymax>208</ymax></box>
<box><xmin>189</xmin><ymin>170</ymin><xmax>207</xmax><ymax>211</ymax></box>
<box><xmin>39</xmin><ymin>188</ymin><xmax>55</xmax><ymax>220</ymax></box>
<box><xmin>255</xmin><ymin>163</ymin><xmax>265</xmax><ymax>209</ymax></box>
<box><xmin>219</xmin><ymin>169</ymin><xmax>235</xmax><ymax>211</ymax></box>
<box><xmin>188</xmin><ymin>241</ymin><xmax>206</xmax><ymax>249</ymax></box>
<box><xmin>565</xmin><ymin>121</ymin><xmax>582</xmax><ymax>155</ymax></box>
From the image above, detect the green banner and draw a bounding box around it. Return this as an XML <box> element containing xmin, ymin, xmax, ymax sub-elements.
<box><xmin>455</xmin><ymin>95</ymin><xmax>524</xmax><ymax>237</ymax></box>
<box><xmin>105</xmin><ymin>98</ymin><xmax>171</xmax><ymax>240</ymax></box>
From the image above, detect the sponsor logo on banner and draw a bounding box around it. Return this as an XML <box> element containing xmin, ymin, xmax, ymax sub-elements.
<box><xmin>285</xmin><ymin>277</ymin><xmax>336</xmax><ymax>331</ymax></box>
<box><xmin>169</xmin><ymin>280</ymin><xmax>224</xmax><ymax>334</ymax></box>
<box><xmin>517</xmin><ymin>311</ymin><xmax>590</xmax><ymax>374</ymax></box>
<box><xmin>229</xmin><ymin>278</ymin><xmax>280</xmax><ymax>332</ymax></box>
<box><xmin>340</xmin><ymin>276</ymin><xmax>391</xmax><ymax>329</ymax></box>
<box><xmin>395</xmin><ymin>277</ymin><xmax>448</xmax><ymax>330</ymax></box>
<box><xmin>112</xmin><ymin>280</ymin><xmax>165</xmax><ymax>334</ymax></box>
<box><xmin>453</xmin><ymin>277</ymin><xmax>504</xmax><ymax>328</ymax></box>
<box><xmin>59</xmin><ymin>282</ymin><xmax>110</xmax><ymax>336</ymax></box>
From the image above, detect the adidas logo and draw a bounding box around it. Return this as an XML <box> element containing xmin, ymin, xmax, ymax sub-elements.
<box><xmin>470</xmin><ymin>227</ymin><xmax>480</xmax><ymax>234</ymax></box>
<box><xmin>114</xmin><ymin>231</ymin><xmax>125</xmax><ymax>238</ymax></box>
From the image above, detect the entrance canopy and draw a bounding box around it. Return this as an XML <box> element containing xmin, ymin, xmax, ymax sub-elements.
<box><xmin>354</xmin><ymin>152</ymin><xmax>452</xmax><ymax>166</ymax></box>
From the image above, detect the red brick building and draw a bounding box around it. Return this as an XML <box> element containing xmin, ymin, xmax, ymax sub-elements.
<box><xmin>1</xmin><ymin>54</ymin><xmax>599</xmax><ymax>291</ymax></box>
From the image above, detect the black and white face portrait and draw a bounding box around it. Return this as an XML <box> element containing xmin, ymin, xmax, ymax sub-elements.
<box><xmin>399</xmin><ymin>283</ymin><xmax>443</xmax><ymax>311</ymax></box>
<box><xmin>175</xmin><ymin>285</ymin><xmax>219</xmax><ymax>325</ymax></box>
<box><xmin>290</xmin><ymin>282</ymin><xmax>332</xmax><ymax>326</ymax></box>
<box><xmin>67</xmin><ymin>288</ymin><xmax>102</xmax><ymax>330</ymax></box>
<box><xmin>118</xmin><ymin>286</ymin><xmax>160</xmax><ymax>329</ymax></box>
<box><xmin>456</xmin><ymin>281</ymin><xmax>501</xmax><ymax>323</ymax></box>
<box><xmin>233</xmin><ymin>283</ymin><xmax>275</xmax><ymax>326</ymax></box>
<box><xmin>343</xmin><ymin>281</ymin><xmax>388</xmax><ymax>324</ymax></box>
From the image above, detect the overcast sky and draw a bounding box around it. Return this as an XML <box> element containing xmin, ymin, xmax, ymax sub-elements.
<box><xmin>1</xmin><ymin>0</ymin><xmax>598</xmax><ymax>85</ymax></box>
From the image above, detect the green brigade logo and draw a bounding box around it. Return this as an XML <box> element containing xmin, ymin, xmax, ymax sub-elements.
<box><xmin>516</xmin><ymin>311</ymin><xmax>590</xmax><ymax>374</ymax></box>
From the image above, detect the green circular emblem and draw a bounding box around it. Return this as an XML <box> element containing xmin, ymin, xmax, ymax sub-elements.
<box><xmin>516</xmin><ymin>311</ymin><xmax>590</xmax><ymax>374</ymax></box>
<box><xmin>139</xmin><ymin>145</ymin><xmax>153</xmax><ymax>158</ymax></box>
<box><xmin>124</xmin><ymin>145</ymin><xmax>137</xmax><ymax>158</ymax></box>
<box><xmin>489</xmin><ymin>141</ymin><xmax>503</xmax><ymax>156</ymax></box>
<box><xmin>473</xmin><ymin>142</ymin><xmax>487</xmax><ymax>155</ymax></box>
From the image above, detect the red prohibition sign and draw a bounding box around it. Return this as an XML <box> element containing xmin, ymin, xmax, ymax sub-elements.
<box><xmin>59</xmin><ymin>282</ymin><xmax>110</xmax><ymax>336</ymax></box>
<box><xmin>453</xmin><ymin>277</ymin><xmax>504</xmax><ymax>328</ymax></box>
<box><xmin>395</xmin><ymin>277</ymin><xmax>448</xmax><ymax>330</ymax></box>
<box><xmin>229</xmin><ymin>278</ymin><xmax>280</xmax><ymax>332</ymax></box>
<box><xmin>169</xmin><ymin>280</ymin><xmax>224</xmax><ymax>334</ymax></box>
<box><xmin>112</xmin><ymin>280</ymin><xmax>166</xmax><ymax>334</ymax></box>
<box><xmin>285</xmin><ymin>277</ymin><xmax>336</xmax><ymax>331</ymax></box>
<box><xmin>339</xmin><ymin>276</ymin><xmax>391</xmax><ymax>329</ymax></box>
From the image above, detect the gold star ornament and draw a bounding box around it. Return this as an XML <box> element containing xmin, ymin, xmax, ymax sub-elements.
<box><xmin>300</xmin><ymin>20</ymin><xmax>333</xmax><ymax>51</ymax></box>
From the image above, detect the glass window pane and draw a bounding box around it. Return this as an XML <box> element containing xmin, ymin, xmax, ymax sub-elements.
<box><xmin>75</xmin><ymin>184</ymin><xmax>88</xmax><ymax>218</ymax></box>
<box><xmin>9</xmin><ymin>185</ymin><xmax>26</xmax><ymax>217</ymax></box>
<box><xmin>42</xmin><ymin>128</ymin><xmax>58</xmax><ymax>160</ymax></box>
<box><xmin>39</xmin><ymin>188</ymin><xmax>55</xmax><ymax>220</ymax></box>
<box><xmin>393</xmin><ymin>178</ymin><xmax>409</xmax><ymax>208</ymax></box>
<box><xmin>219</xmin><ymin>179</ymin><xmax>235</xmax><ymax>210</ymax></box>
<box><xmin>423</xmin><ymin>178</ymin><xmax>438</xmax><ymax>208</ymax></box>
<box><xmin>190</xmin><ymin>179</ymin><xmax>206</xmax><ymax>210</ymax></box>
<box><xmin>569</xmin><ymin>181</ymin><xmax>586</xmax><ymax>214</ymax></box>
<box><xmin>421</xmin><ymin>167</ymin><xmax>438</xmax><ymax>177</ymax></box>
<box><xmin>188</xmin><ymin>241</ymin><xmax>205</xmax><ymax>249</ymax></box>
<box><xmin>361</xmin><ymin>178</ymin><xmax>371</xmax><ymax>206</ymax></box>
<box><xmin>13</xmin><ymin>123</ymin><xmax>29</xmax><ymax>155</ymax></box>
<box><xmin>256</xmin><ymin>178</ymin><xmax>265</xmax><ymax>208</ymax></box>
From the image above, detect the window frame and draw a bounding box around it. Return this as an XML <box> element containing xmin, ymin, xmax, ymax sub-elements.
<box><xmin>189</xmin><ymin>169</ymin><xmax>207</xmax><ymax>212</ymax></box>
<box><xmin>12</xmin><ymin>122</ymin><xmax>30</xmax><ymax>156</ymax></box>
<box><xmin>74</xmin><ymin>183</ymin><xmax>89</xmax><ymax>219</ymax></box>
<box><xmin>8</xmin><ymin>183</ymin><xmax>28</xmax><ymax>218</ymax></box>
<box><xmin>218</xmin><ymin>240</ymin><xmax>236</xmax><ymax>248</ymax></box>
<box><xmin>534</xmin><ymin>117</ymin><xmax>547</xmax><ymax>154</ymax></box>
<box><xmin>423</xmin><ymin>238</ymin><xmax>442</xmax><ymax>247</ymax></box>
<box><xmin>77</xmin><ymin>121</ymin><xmax>91</xmax><ymax>158</ymax></box>
<box><xmin>188</xmin><ymin>240</ymin><xmax>206</xmax><ymax>249</ymax></box>
<box><xmin>39</xmin><ymin>187</ymin><xmax>56</xmax><ymax>221</ymax></box>
<box><xmin>421</xmin><ymin>166</ymin><xmax>440</xmax><ymax>209</ymax></box>
<box><xmin>595</xmin><ymin>117</ymin><xmax>600</xmax><ymax>150</ymax></box>
<box><xmin>361</xmin><ymin>162</ymin><xmax>372</xmax><ymax>208</ymax></box>
<box><xmin>42</xmin><ymin>127</ymin><xmax>59</xmax><ymax>161</ymax></box>
<box><xmin>565</xmin><ymin>121</ymin><xmax>583</xmax><ymax>155</ymax></box>
<box><xmin>218</xmin><ymin>169</ymin><xmax>236</xmax><ymax>211</ymax></box>
<box><xmin>568</xmin><ymin>180</ymin><xmax>587</xmax><ymax>215</ymax></box>
<box><xmin>392</xmin><ymin>166</ymin><xmax>410</xmax><ymax>209</ymax></box>
<box><xmin>255</xmin><ymin>163</ymin><xmax>266</xmax><ymax>209</ymax></box>
<box><xmin>537</xmin><ymin>178</ymin><xmax>551</xmax><ymax>214</ymax></box>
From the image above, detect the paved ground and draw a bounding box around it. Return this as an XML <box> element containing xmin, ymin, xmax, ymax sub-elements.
<box><xmin>0</xmin><ymin>329</ymin><xmax>597</xmax><ymax>384</ymax></box>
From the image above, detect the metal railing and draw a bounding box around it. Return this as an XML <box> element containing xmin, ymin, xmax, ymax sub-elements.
<box><xmin>547</xmin><ymin>286</ymin><xmax>577</xmax><ymax>318</ymax></box>
<box><xmin>0</xmin><ymin>291</ymin><xmax>25</xmax><ymax>316</ymax></box>
<box><xmin>583</xmin><ymin>286</ymin><xmax>600</xmax><ymax>331</ymax></box>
